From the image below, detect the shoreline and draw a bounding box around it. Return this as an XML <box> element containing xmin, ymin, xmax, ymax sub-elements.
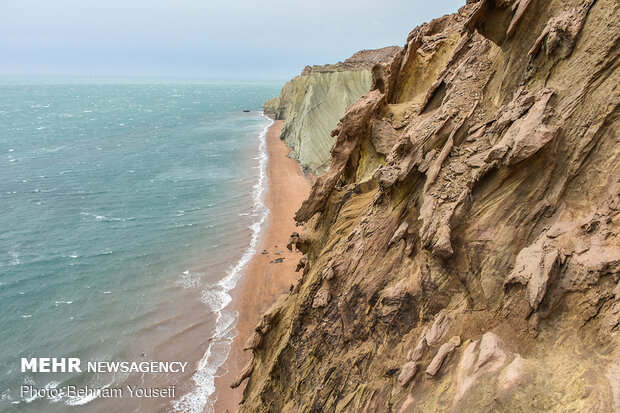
<box><xmin>212</xmin><ymin>118</ymin><xmax>311</xmax><ymax>412</ymax></box>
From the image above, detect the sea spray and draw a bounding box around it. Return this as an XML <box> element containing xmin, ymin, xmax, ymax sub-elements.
<box><xmin>171</xmin><ymin>115</ymin><xmax>273</xmax><ymax>413</ymax></box>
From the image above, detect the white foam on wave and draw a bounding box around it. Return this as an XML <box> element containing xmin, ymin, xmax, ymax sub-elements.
<box><xmin>65</xmin><ymin>381</ymin><xmax>115</xmax><ymax>406</ymax></box>
<box><xmin>80</xmin><ymin>211</ymin><xmax>135</xmax><ymax>223</ymax></box>
<box><xmin>1</xmin><ymin>389</ymin><xmax>12</xmax><ymax>401</ymax></box>
<box><xmin>6</xmin><ymin>249</ymin><xmax>21</xmax><ymax>266</ymax></box>
<box><xmin>19</xmin><ymin>376</ymin><xmax>116</xmax><ymax>407</ymax></box>
<box><xmin>45</xmin><ymin>381</ymin><xmax>63</xmax><ymax>403</ymax></box>
<box><xmin>171</xmin><ymin>114</ymin><xmax>273</xmax><ymax>413</ymax></box>
<box><xmin>177</xmin><ymin>270</ymin><xmax>201</xmax><ymax>289</ymax></box>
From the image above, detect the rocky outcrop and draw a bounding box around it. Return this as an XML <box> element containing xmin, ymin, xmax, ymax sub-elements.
<box><xmin>243</xmin><ymin>0</ymin><xmax>620</xmax><ymax>411</ymax></box>
<box><xmin>264</xmin><ymin>47</ymin><xmax>401</xmax><ymax>173</ymax></box>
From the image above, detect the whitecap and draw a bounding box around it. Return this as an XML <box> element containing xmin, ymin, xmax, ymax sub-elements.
<box><xmin>44</xmin><ymin>381</ymin><xmax>63</xmax><ymax>403</ymax></box>
<box><xmin>200</xmin><ymin>290</ymin><xmax>232</xmax><ymax>314</ymax></box>
<box><xmin>1</xmin><ymin>389</ymin><xmax>12</xmax><ymax>401</ymax></box>
<box><xmin>65</xmin><ymin>382</ymin><xmax>114</xmax><ymax>406</ymax></box>
<box><xmin>177</xmin><ymin>270</ymin><xmax>201</xmax><ymax>289</ymax></box>
<box><xmin>171</xmin><ymin>114</ymin><xmax>273</xmax><ymax>413</ymax></box>
<box><xmin>8</xmin><ymin>250</ymin><xmax>21</xmax><ymax>266</ymax></box>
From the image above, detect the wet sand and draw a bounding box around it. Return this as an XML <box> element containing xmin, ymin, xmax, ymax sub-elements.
<box><xmin>212</xmin><ymin>119</ymin><xmax>310</xmax><ymax>412</ymax></box>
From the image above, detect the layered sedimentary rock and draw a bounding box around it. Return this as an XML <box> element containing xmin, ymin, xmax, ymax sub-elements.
<box><xmin>242</xmin><ymin>0</ymin><xmax>620</xmax><ymax>411</ymax></box>
<box><xmin>264</xmin><ymin>47</ymin><xmax>401</xmax><ymax>173</ymax></box>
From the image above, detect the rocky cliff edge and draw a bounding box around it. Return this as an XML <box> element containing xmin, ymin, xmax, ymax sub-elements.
<box><xmin>264</xmin><ymin>47</ymin><xmax>401</xmax><ymax>173</ymax></box>
<box><xmin>245</xmin><ymin>0</ymin><xmax>619</xmax><ymax>411</ymax></box>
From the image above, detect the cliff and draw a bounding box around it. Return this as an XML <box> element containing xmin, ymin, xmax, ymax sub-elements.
<box><xmin>264</xmin><ymin>47</ymin><xmax>401</xmax><ymax>173</ymax></box>
<box><xmin>242</xmin><ymin>0</ymin><xmax>620</xmax><ymax>411</ymax></box>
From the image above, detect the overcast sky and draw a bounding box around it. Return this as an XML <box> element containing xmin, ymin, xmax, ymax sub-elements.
<box><xmin>0</xmin><ymin>0</ymin><xmax>464</xmax><ymax>80</ymax></box>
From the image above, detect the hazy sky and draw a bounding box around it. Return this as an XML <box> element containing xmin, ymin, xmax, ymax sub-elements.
<box><xmin>0</xmin><ymin>0</ymin><xmax>464</xmax><ymax>80</ymax></box>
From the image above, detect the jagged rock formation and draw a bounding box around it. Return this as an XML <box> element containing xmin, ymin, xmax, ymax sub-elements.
<box><xmin>263</xmin><ymin>47</ymin><xmax>401</xmax><ymax>173</ymax></box>
<box><xmin>244</xmin><ymin>0</ymin><xmax>620</xmax><ymax>411</ymax></box>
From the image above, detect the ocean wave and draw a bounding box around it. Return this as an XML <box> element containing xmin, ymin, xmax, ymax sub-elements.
<box><xmin>17</xmin><ymin>375</ymin><xmax>117</xmax><ymax>407</ymax></box>
<box><xmin>177</xmin><ymin>270</ymin><xmax>201</xmax><ymax>289</ymax></box>
<box><xmin>1</xmin><ymin>389</ymin><xmax>11</xmax><ymax>401</ymax></box>
<box><xmin>79</xmin><ymin>211</ymin><xmax>137</xmax><ymax>223</ymax></box>
<box><xmin>65</xmin><ymin>382</ymin><xmax>114</xmax><ymax>406</ymax></box>
<box><xmin>200</xmin><ymin>289</ymin><xmax>232</xmax><ymax>314</ymax></box>
<box><xmin>3</xmin><ymin>250</ymin><xmax>22</xmax><ymax>266</ymax></box>
<box><xmin>171</xmin><ymin>114</ymin><xmax>273</xmax><ymax>413</ymax></box>
<box><xmin>175</xmin><ymin>223</ymin><xmax>194</xmax><ymax>228</ymax></box>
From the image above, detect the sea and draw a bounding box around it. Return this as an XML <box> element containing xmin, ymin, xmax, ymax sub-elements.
<box><xmin>0</xmin><ymin>78</ymin><xmax>283</xmax><ymax>412</ymax></box>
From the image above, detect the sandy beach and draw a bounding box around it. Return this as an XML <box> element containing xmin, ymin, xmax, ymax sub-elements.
<box><xmin>212</xmin><ymin>119</ymin><xmax>311</xmax><ymax>412</ymax></box>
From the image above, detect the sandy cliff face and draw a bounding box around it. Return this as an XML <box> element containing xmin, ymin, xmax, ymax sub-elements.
<box><xmin>243</xmin><ymin>0</ymin><xmax>620</xmax><ymax>411</ymax></box>
<box><xmin>264</xmin><ymin>47</ymin><xmax>401</xmax><ymax>173</ymax></box>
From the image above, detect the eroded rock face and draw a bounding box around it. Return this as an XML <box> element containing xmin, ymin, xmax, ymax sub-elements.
<box><xmin>426</xmin><ymin>312</ymin><xmax>452</xmax><ymax>347</ymax></box>
<box><xmin>240</xmin><ymin>0</ymin><xmax>620</xmax><ymax>411</ymax></box>
<box><xmin>407</xmin><ymin>332</ymin><xmax>427</xmax><ymax>363</ymax></box>
<box><xmin>312</xmin><ymin>288</ymin><xmax>331</xmax><ymax>309</ymax></box>
<box><xmin>388</xmin><ymin>222</ymin><xmax>409</xmax><ymax>247</ymax></box>
<box><xmin>454</xmin><ymin>333</ymin><xmax>509</xmax><ymax>401</ymax></box>
<box><xmin>263</xmin><ymin>47</ymin><xmax>401</xmax><ymax>173</ymax></box>
<box><xmin>426</xmin><ymin>342</ymin><xmax>456</xmax><ymax>376</ymax></box>
<box><xmin>398</xmin><ymin>361</ymin><xmax>418</xmax><ymax>386</ymax></box>
<box><xmin>505</xmin><ymin>238</ymin><xmax>560</xmax><ymax>310</ymax></box>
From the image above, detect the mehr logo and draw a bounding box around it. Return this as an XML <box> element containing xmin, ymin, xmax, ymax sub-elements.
<box><xmin>21</xmin><ymin>358</ymin><xmax>189</xmax><ymax>373</ymax></box>
<box><xmin>21</xmin><ymin>358</ymin><xmax>82</xmax><ymax>373</ymax></box>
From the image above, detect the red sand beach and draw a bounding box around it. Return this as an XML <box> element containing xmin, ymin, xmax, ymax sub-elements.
<box><xmin>212</xmin><ymin>119</ymin><xmax>311</xmax><ymax>412</ymax></box>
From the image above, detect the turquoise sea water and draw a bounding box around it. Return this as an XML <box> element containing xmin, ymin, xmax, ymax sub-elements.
<box><xmin>0</xmin><ymin>79</ymin><xmax>282</xmax><ymax>412</ymax></box>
